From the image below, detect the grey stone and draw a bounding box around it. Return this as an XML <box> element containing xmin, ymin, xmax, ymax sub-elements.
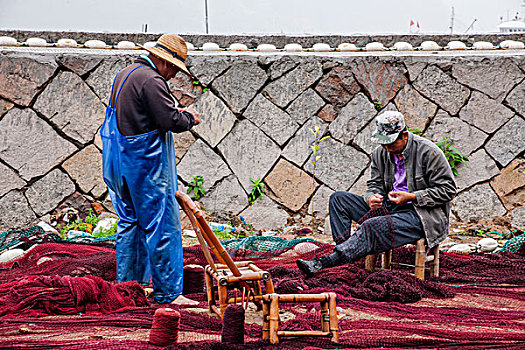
<box><xmin>263</xmin><ymin>61</ymin><xmax>323</xmax><ymax>108</ymax></box>
<box><xmin>491</xmin><ymin>158</ymin><xmax>525</xmax><ymax>211</ymax></box>
<box><xmin>307</xmin><ymin>185</ymin><xmax>334</xmax><ymax>219</ymax></box>
<box><xmin>187</xmin><ymin>55</ymin><xmax>231</xmax><ymax>86</ymax></box>
<box><xmin>34</xmin><ymin>71</ymin><xmax>106</xmax><ymax>145</ymax></box>
<box><xmin>394</xmin><ymin>84</ymin><xmax>437</xmax><ymax>131</ymax></box>
<box><xmin>239</xmin><ymin>196</ymin><xmax>289</xmax><ymax>231</ymax></box>
<box><xmin>405</xmin><ymin>61</ymin><xmax>427</xmax><ymax>81</ymax></box>
<box><xmin>425</xmin><ymin>110</ymin><xmax>487</xmax><ymax>156</ymax></box>
<box><xmin>452</xmin><ymin>183</ymin><xmax>506</xmax><ymax>222</ymax></box>
<box><xmin>0</xmin><ymin>191</ymin><xmax>37</xmax><ymax>231</ymax></box>
<box><xmin>62</xmin><ymin>145</ymin><xmax>106</xmax><ymax>198</ymax></box>
<box><xmin>85</xmin><ymin>55</ymin><xmax>135</xmax><ymax>103</ymax></box>
<box><xmin>268</xmin><ymin>55</ymin><xmax>299</xmax><ymax>80</ymax></box>
<box><xmin>286</xmin><ymin>89</ymin><xmax>325</xmax><ymax>125</ymax></box>
<box><xmin>0</xmin><ymin>98</ymin><xmax>14</xmax><ymax>118</ymax></box>
<box><xmin>452</xmin><ymin>59</ymin><xmax>524</xmax><ymax>102</ymax></box>
<box><xmin>505</xmin><ymin>79</ymin><xmax>525</xmax><ymax>116</ymax></box>
<box><xmin>509</xmin><ymin>205</ymin><xmax>525</xmax><ymax>230</ymax></box>
<box><xmin>212</xmin><ymin>57</ymin><xmax>267</xmax><ymax>113</ymax></box>
<box><xmin>329</xmin><ymin>93</ymin><xmax>377</xmax><ymax>144</ymax></box>
<box><xmin>0</xmin><ymin>162</ymin><xmax>25</xmax><ymax>197</ymax></box>
<box><xmin>177</xmin><ymin>139</ymin><xmax>232</xmax><ymax>191</ymax></box>
<box><xmin>349</xmin><ymin>167</ymin><xmax>372</xmax><ymax>196</ymax></box>
<box><xmin>315</xmin><ymin>65</ymin><xmax>360</xmax><ymax>107</ymax></box>
<box><xmin>174</xmin><ymin>131</ymin><xmax>196</xmax><ymax>163</ymax></box>
<box><xmin>93</xmin><ymin>128</ymin><xmax>103</xmax><ymax>151</ymax></box>
<box><xmin>282</xmin><ymin>117</ymin><xmax>328</xmax><ymax>167</ymax></box>
<box><xmin>200</xmin><ymin>175</ymin><xmax>248</xmax><ymax>216</ymax></box>
<box><xmin>0</xmin><ymin>108</ymin><xmax>77</xmax><ymax>181</ymax></box>
<box><xmin>57</xmin><ymin>54</ymin><xmax>102</xmax><ymax>76</ymax></box>
<box><xmin>0</xmin><ymin>53</ymin><xmax>57</xmax><ymax>106</ymax></box>
<box><xmin>26</xmin><ymin>169</ymin><xmax>75</xmax><ymax>216</ymax></box>
<box><xmin>168</xmin><ymin>71</ymin><xmax>203</xmax><ymax>107</ymax></box>
<box><xmin>304</xmin><ymin>138</ymin><xmax>369</xmax><ymax>191</ymax></box>
<box><xmin>192</xmin><ymin>91</ymin><xmax>237</xmax><ymax>147</ymax></box>
<box><xmin>317</xmin><ymin>104</ymin><xmax>337</xmax><ymax>122</ymax></box>
<box><xmin>353</xmin><ymin>120</ymin><xmax>378</xmax><ymax>156</ymax></box>
<box><xmin>414</xmin><ymin>65</ymin><xmax>470</xmax><ymax>115</ymax></box>
<box><xmin>243</xmin><ymin>94</ymin><xmax>299</xmax><ymax>146</ymax></box>
<box><xmin>485</xmin><ymin>116</ymin><xmax>525</xmax><ymax>167</ymax></box>
<box><xmin>218</xmin><ymin>120</ymin><xmax>280</xmax><ymax>192</ymax></box>
<box><xmin>460</xmin><ymin>91</ymin><xmax>514</xmax><ymax>134</ymax></box>
<box><xmin>454</xmin><ymin>150</ymin><xmax>499</xmax><ymax>192</ymax></box>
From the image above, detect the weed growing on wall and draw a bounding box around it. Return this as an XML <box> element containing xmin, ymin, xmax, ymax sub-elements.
<box><xmin>309</xmin><ymin>126</ymin><xmax>330</xmax><ymax>217</ymax></box>
<box><xmin>187</xmin><ymin>175</ymin><xmax>206</xmax><ymax>200</ymax></box>
<box><xmin>248</xmin><ymin>177</ymin><xmax>265</xmax><ymax>204</ymax></box>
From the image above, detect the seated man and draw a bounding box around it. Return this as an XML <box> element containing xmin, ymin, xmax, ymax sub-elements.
<box><xmin>297</xmin><ymin>111</ymin><xmax>456</xmax><ymax>276</ymax></box>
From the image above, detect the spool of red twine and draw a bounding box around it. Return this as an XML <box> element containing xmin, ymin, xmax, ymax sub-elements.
<box><xmin>221</xmin><ymin>304</ymin><xmax>245</xmax><ymax>344</ymax></box>
<box><xmin>148</xmin><ymin>307</ymin><xmax>181</xmax><ymax>346</ymax></box>
<box><xmin>183</xmin><ymin>264</ymin><xmax>205</xmax><ymax>295</ymax></box>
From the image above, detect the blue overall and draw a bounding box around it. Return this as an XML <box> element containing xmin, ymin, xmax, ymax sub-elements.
<box><xmin>100</xmin><ymin>64</ymin><xmax>183</xmax><ymax>303</ymax></box>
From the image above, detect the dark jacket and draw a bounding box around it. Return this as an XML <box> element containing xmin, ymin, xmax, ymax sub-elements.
<box><xmin>365</xmin><ymin>133</ymin><xmax>457</xmax><ymax>248</ymax></box>
<box><xmin>110</xmin><ymin>57</ymin><xmax>194</xmax><ymax>136</ymax></box>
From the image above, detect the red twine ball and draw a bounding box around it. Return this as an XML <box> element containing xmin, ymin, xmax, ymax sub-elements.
<box><xmin>148</xmin><ymin>307</ymin><xmax>181</xmax><ymax>346</ymax></box>
<box><xmin>183</xmin><ymin>264</ymin><xmax>205</xmax><ymax>295</ymax></box>
<box><xmin>221</xmin><ymin>304</ymin><xmax>245</xmax><ymax>344</ymax></box>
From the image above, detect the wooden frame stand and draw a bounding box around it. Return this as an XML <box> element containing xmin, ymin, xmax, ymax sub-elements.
<box><xmin>365</xmin><ymin>238</ymin><xmax>440</xmax><ymax>280</ymax></box>
<box><xmin>262</xmin><ymin>293</ymin><xmax>339</xmax><ymax>344</ymax></box>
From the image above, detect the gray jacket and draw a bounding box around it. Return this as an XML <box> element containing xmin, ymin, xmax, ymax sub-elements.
<box><xmin>364</xmin><ymin>133</ymin><xmax>457</xmax><ymax>248</ymax></box>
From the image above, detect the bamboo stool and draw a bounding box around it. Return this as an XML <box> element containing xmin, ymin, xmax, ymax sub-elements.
<box><xmin>365</xmin><ymin>238</ymin><xmax>439</xmax><ymax>280</ymax></box>
<box><xmin>262</xmin><ymin>293</ymin><xmax>339</xmax><ymax>344</ymax></box>
<box><xmin>205</xmin><ymin>261</ymin><xmax>274</xmax><ymax>318</ymax></box>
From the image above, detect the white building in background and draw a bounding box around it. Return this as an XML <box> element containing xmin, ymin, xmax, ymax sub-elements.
<box><xmin>498</xmin><ymin>20</ymin><xmax>525</xmax><ymax>32</ymax></box>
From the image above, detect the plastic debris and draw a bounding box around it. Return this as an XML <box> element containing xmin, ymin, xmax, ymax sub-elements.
<box><xmin>67</xmin><ymin>230</ymin><xmax>92</xmax><ymax>239</ymax></box>
<box><xmin>92</xmin><ymin>218</ymin><xmax>118</xmax><ymax>235</ymax></box>
<box><xmin>477</xmin><ymin>238</ymin><xmax>499</xmax><ymax>252</ymax></box>
<box><xmin>209</xmin><ymin>222</ymin><xmax>235</xmax><ymax>233</ymax></box>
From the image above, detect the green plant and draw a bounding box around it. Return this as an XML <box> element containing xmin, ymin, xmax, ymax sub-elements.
<box><xmin>309</xmin><ymin>126</ymin><xmax>330</xmax><ymax>216</ymax></box>
<box><xmin>435</xmin><ymin>136</ymin><xmax>469</xmax><ymax>176</ymax></box>
<box><xmin>192</xmin><ymin>79</ymin><xmax>209</xmax><ymax>93</ymax></box>
<box><xmin>92</xmin><ymin>219</ymin><xmax>119</xmax><ymax>238</ymax></box>
<box><xmin>374</xmin><ymin>101</ymin><xmax>383</xmax><ymax>111</ymax></box>
<box><xmin>248</xmin><ymin>177</ymin><xmax>265</xmax><ymax>204</ymax></box>
<box><xmin>408</xmin><ymin>127</ymin><xmax>424</xmax><ymax>136</ymax></box>
<box><xmin>84</xmin><ymin>209</ymin><xmax>100</xmax><ymax>227</ymax></box>
<box><xmin>187</xmin><ymin>175</ymin><xmax>206</xmax><ymax>200</ymax></box>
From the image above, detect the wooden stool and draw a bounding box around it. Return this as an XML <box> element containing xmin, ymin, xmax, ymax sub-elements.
<box><xmin>364</xmin><ymin>238</ymin><xmax>440</xmax><ymax>280</ymax></box>
<box><xmin>262</xmin><ymin>293</ymin><xmax>339</xmax><ymax>344</ymax></box>
<box><xmin>205</xmin><ymin>261</ymin><xmax>274</xmax><ymax>318</ymax></box>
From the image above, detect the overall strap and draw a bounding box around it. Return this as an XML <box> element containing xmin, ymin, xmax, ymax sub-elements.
<box><xmin>113</xmin><ymin>64</ymin><xmax>148</xmax><ymax>106</ymax></box>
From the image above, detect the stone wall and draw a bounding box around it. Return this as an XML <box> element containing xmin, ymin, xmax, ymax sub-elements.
<box><xmin>0</xmin><ymin>47</ymin><xmax>524</xmax><ymax>232</ymax></box>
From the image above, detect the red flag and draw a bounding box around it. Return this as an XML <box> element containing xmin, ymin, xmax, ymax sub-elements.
<box><xmin>410</xmin><ymin>20</ymin><xmax>414</xmax><ymax>26</ymax></box>
<box><xmin>417</xmin><ymin>21</ymin><xmax>420</xmax><ymax>28</ymax></box>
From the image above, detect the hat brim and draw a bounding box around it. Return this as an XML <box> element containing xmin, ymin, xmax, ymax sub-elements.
<box><xmin>138</xmin><ymin>44</ymin><xmax>192</xmax><ymax>77</ymax></box>
<box><xmin>371</xmin><ymin>130</ymin><xmax>400</xmax><ymax>145</ymax></box>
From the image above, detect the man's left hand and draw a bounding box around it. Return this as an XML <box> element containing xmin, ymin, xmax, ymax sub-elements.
<box><xmin>388</xmin><ymin>191</ymin><xmax>416</xmax><ymax>205</ymax></box>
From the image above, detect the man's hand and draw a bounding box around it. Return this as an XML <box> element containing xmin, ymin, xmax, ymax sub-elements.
<box><xmin>388</xmin><ymin>191</ymin><xmax>416</xmax><ymax>205</ymax></box>
<box><xmin>181</xmin><ymin>108</ymin><xmax>200</xmax><ymax>125</ymax></box>
<box><xmin>367</xmin><ymin>193</ymin><xmax>384</xmax><ymax>210</ymax></box>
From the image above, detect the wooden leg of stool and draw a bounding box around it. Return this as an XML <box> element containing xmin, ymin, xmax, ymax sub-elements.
<box><xmin>269</xmin><ymin>294</ymin><xmax>280</xmax><ymax>344</ymax></box>
<box><xmin>382</xmin><ymin>250</ymin><xmax>392</xmax><ymax>270</ymax></box>
<box><xmin>205</xmin><ymin>270</ymin><xmax>215</xmax><ymax>313</ymax></box>
<box><xmin>430</xmin><ymin>244</ymin><xmax>440</xmax><ymax>277</ymax></box>
<box><xmin>365</xmin><ymin>254</ymin><xmax>377</xmax><ymax>272</ymax></box>
<box><xmin>328</xmin><ymin>293</ymin><xmax>339</xmax><ymax>343</ymax></box>
<box><xmin>262</xmin><ymin>299</ymin><xmax>270</xmax><ymax>340</ymax></box>
<box><xmin>415</xmin><ymin>238</ymin><xmax>426</xmax><ymax>280</ymax></box>
<box><xmin>218</xmin><ymin>285</ymin><xmax>228</xmax><ymax>318</ymax></box>
<box><xmin>320</xmin><ymin>300</ymin><xmax>329</xmax><ymax>332</ymax></box>
<box><xmin>265</xmin><ymin>279</ymin><xmax>275</xmax><ymax>294</ymax></box>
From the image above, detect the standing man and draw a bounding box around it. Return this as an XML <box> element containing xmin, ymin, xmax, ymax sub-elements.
<box><xmin>297</xmin><ymin>111</ymin><xmax>456</xmax><ymax>276</ymax></box>
<box><xmin>101</xmin><ymin>34</ymin><xmax>200</xmax><ymax>304</ymax></box>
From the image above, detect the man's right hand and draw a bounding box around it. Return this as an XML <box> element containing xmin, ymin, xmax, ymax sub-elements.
<box><xmin>368</xmin><ymin>193</ymin><xmax>384</xmax><ymax>210</ymax></box>
<box><xmin>181</xmin><ymin>108</ymin><xmax>200</xmax><ymax>125</ymax></box>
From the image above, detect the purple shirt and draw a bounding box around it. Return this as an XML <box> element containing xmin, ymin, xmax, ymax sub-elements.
<box><xmin>393</xmin><ymin>154</ymin><xmax>411</xmax><ymax>203</ymax></box>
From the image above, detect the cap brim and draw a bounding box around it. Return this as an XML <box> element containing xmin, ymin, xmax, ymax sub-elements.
<box><xmin>138</xmin><ymin>44</ymin><xmax>192</xmax><ymax>77</ymax></box>
<box><xmin>371</xmin><ymin>130</ymin><xmax>400</xmax><ymax>145</ymax></box>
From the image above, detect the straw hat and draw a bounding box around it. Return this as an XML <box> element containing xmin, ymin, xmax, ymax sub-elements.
<box><xmin>138</xmin><ymin>34</ymin><xmax>190</xmax><ymax>76</ymax></box>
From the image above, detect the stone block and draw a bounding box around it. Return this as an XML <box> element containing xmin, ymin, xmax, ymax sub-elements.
<box><xmin>191</xmin><ymin>91</ymin><xmax>237</xmax><ymax>148</ymax></box>
<box><xmin>265</xmin><ymin>159</ymin><xmax>316</xmax><ymax>211</ymax></box>
<box><xmin>177</xmin><ymin>139</ymin><xmax>232</xmax><ymax>192</ymax></box>
<box><xmin>286</xmin><ymin>89</ymin><xmax>325</xmax><ymax>125</ymax></box>
<box><xmin>62</xmin><ymin>145</ymin><xmax>106</xmax><ymax>198</ymax></box>
<box><xmin>304</xmin><ymin>138</ymin><xmax>369</xmax><ymax>191</ymax></box>
<box><xmin>268</xmin><ymin>55</ymin><xmax>299</xmax><ymax>80</ymax></box>
<box><xmin>239</xmin><ymin>196</ymin><xmax>289</xmax><ymax>231</ymax></box>
<box><xmin>168</xmin><ymin>71</ymin><xmax>203</xmax><ymax>107</ymax></box>
<box><xmin>282</xmin><ymin>117</ymin><xmax>328</xmax><ymax>167</ymax></box>
<box><xmin>174</xmin><ymin>131</ymin><xmax>196</xmax><ymax>163</ymax></box>
<box><xmin>218</xmin><ymin>120</ymin><xmax>280</xmax><ymax>192</ymax></box>
<box><xmin>0</xmin><ymin>162</ymin><xmax>25</xmax><ymax>197</ymax></box>
<box><xmin>425</xmin><ymin>110</ymin><xmax>487</xmax><ymax>156</ymax></box>
<box><xmin>485</xmin><ymin>116</ymin><xmax>525</xmax><ymax>167</ymax></box>
<box><xmin>243</xmin><ymin>94</ymin><xmax>299</xmax><ymax>146</ymax></box>
<box><xmin>491</xmin><ymin>158</ymin><xmax>525</xmax><ymax>210</ymax></box>
<box><xmin>187</xmin><ymin>55</ymin><xmax>231</xmax><ymax>86</ymax></box>
<box><xmin>414</xmin><ymin>65</ymin><xmax>470</xmax><ymax>115</ymax></box>
<box><xmin>85</xmin><ymin>55</ymin><xmax>135</xmax><ymax>103</ymax></box>
<box><xmin>26</xmin><ymin>169</ymin><xmax>75</xmax><ymax>216</ymax></box>
<box><xmin>452</xmin><ymin>183</ymin><xmax>506</xmax><ymax>222</ymax></box>
<box><xmin>0</xmin><ymin>108</ymin><xmax>77</xmax><ymax>181</ymax></box>
<box><xmin>0</xmin><ymin>98</ymin><xmax>14</xmax><ymax>118</ymax></box>
<box><xmin>34</xmin><ymin>71</ymin><xmax>106</xmax><ymax>145</ymax></box>
<box><xmin>315</xmin><ymin>65</ymin><xmax>360</xmax><ymax>107</ymax></box>
<box><xmin>0</xmin><ymin>191</ymin><xmax>37</xmax><ymax>231</ymax></box>
<box><xmin>452</xmin><ymin>59</ymin><xmax>524</xmax><ymax>102</ymax></box>
<box><xmin>329</xmin><ymin>93</ymin><xmax>377</xmax><ymax>144</ymax></box>
<box><xmin>505</xmin><ymin>80</ymin><xmax>525</xmax><ymax>116</ymax></box>
<box><xmin>394</xmin><ymin>84</ymin><xmax>437</xmax><ymax>131</ymax></box>
<box><xmin>509</xmin><ymin>205</ymin><xmax>525</xmax><ymax>230</ymax></box>
<box><xmin>317</xmin><ymin>104</ymin><xmax>337</xmax><ymax>122</ymax></box>
<box><xmin>307</xmin><ymin>185</ymin><xmax>334</xmax><ymax>219</ymax></box>
<box><xmin>349</xmin><ymin>168</ymin><xmax>372</xmax><ymax>196</ymax></box>
<box><xmin>351</xmin><ymin>60</ymin><xmax>407</xmax><ymax>106</ymax></box>
<box><xmin>200</xmin><ymin>175</ymin><xmax>248</xmax><ymax>216</ymax></box>
<box><xmin>454</xmin><ymin>150</ymin><xmax>499</xmax><ymax>192</ymax></box>
<box><xmin>0</xmin><ymin>53</ymin><xmax>57</xmax><ymax>106</ymax></box>
<box><xmin>263</xmin><ymin>60</ymin><xmax>323</xmax><ymax>108</ymax></box>
<box><xmin>56</xmin><ymin>54</ymin><xmax>102</xmax><ymax>76</ymax></box>
<box><xmin>460</xmin><ymin>91</ymin><xmax>514</xmax><ymax>134</ymax></box>
<box><xmin>212</xmin><ymin>57</ymin><xmax>267</xmax><ymax>113</ymax></box>
<box><xmin>353</xmin><ymin>121</ymin><xmax>378</xmax><ymax>156</ymax></box>
<box><xmin>405</xmin><ymin>61</ymin><xmax>427</xmax><ymax>81</ymax></box>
